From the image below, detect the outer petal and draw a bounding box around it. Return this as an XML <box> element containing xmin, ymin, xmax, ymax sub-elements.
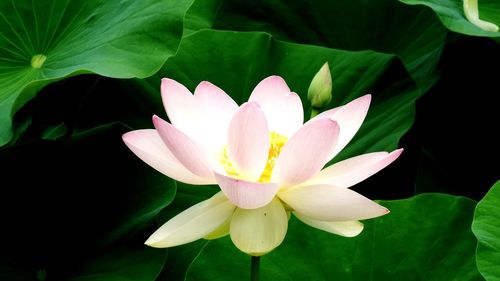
<box><xmin>230</xmin><ymin>198</ymin><xmax>288</xmax><ymax>256</ymax></box>
<box><xmin>272</xmin><ymin>119</ymin><xmax>339</xmax><ymax>186</ymax></box>
<box><xmin>249</xmin><ymin>76</ymin><xmax>303</xmax><ymax>137</ymax></box>
<box><xmin>153</xmin><ymin>116</ymin><xmax>214</xmax><ymax>179</ymax></box>
<box><xmin>228</xmin><ymin>102</ymin><xmax>270</xmax><ymax>180</ymax></box>
<box><xmin>295</xmin><ymin>213</ymin><xmax>364</xmax><ymax>237</ymax></box>
<box><xmin>314</xmin><ymin>95</ymin><xmax>371</xmax><ymax>160</ymax></box>
<box><xmin>279</xmin><ymin>184</ymin><xmax>389</xmax><ymax>221</ymax></box>
<box><xmin>194</xmin><ymin>81</ymin><xmax>238</xmax><ymax>152</ymax></box>
<box><xmin>161</xmin><ymin>78</ymin><xmax>201</xmax><ymax>139</ymax></box>
<box><xmin>122</xmin><ymin>129</ymin><xmax>212</xmax><ymax>185</ymax></box>
<box><xmin>215</xmin><ymin>172</ymin><xmax>279</xmax><ymax>209</ymax></box>
<box><xmin>308</xmin><ymin>149</ymin><xmax>404</xmax><ymax>188</ymax></box>
<box><xmin>145</xmin><ymin>192</ymin><xmax>235</xmax><ymax>248</ymax></box>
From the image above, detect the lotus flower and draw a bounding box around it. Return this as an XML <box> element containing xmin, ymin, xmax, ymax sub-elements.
<box><xmin>123</xmin><ymin>76</ymin><xmax>402</xmax><ymax>256</ymax></box>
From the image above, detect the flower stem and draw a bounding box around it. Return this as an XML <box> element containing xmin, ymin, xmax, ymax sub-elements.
<box><xmin>310</xmin><ymin>108</ymin><xmax>319</xmax><ymax>119</ymax></box>
<box><xmin>250</xmin><ymin>256</ymin><xmax>260</xmax><ymax>281</ymax></box>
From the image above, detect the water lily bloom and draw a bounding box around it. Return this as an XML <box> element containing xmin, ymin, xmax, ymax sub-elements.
<box><xmin>123</xmin><ymin>76</ymin><xmax>403</xmax><ymax>256</ymax></box>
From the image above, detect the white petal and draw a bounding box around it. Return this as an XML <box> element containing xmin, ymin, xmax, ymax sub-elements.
<box><xmin>122</xmin><ymin>129</ymin><xmax>213</xmax><ymax>185</ymax></box>
<box><xmin>215</xmin><ymin>172</ymin><xmax>279</xmax><ymax>209</ymax></box>
<box><xmin>272</xmin><ymin>119</ymin><xmax>339</xmax><ymax>186</ymax></box>
<box><xmin>161</xmin><ymin>78</ymin><xmax>201</xmax><ymax>139</ymax></box>
<box><xmin>145</xmin><ymin>192</ymin><xmax>235</xmax><ymax>248</ymax></box>
<box><xmin>153</xmin><ymin>116</ymin><xmax>215</xmax><ymax>179</ymax></box>
<box><xmin>279</xmin><ymin>184</ymin><xmax>388</xmax><ymax>221</ymax></box>
<box><xmin>249</xmin><ymin>76</ymin><xmax>303</xmax><ymax>137</ymax></box>
<box><xmin>204</xmin><ymin>216</ymin><xmax>231</xmax><ymax>240</ymax></box>
<box><xmin>294</xmin><ymin>213</ymin><xmax>363</xmax><ymax>237</ymax></box>
<box><xmin>230</xmin><ymin>198</ymin><xmax>288</xmax><ymax>256</ymax></box>
<box><xmin>194</xmin><ymin>81</ymin><xmax>239</xmax><ymax>153</ymax></box>
<box><xmin>308</xmin><ymin>149</ymin><xmax>403</xmax><ymax>188</ymax></box>
<box><xmin>313</xmin><ymin>95</ymin><xmax>371</xmax><ymax>160</ymax></box>
<box><xmin>228</xmin><ymin>102</ymin><xmax>270</xmax><ymax>180</ymax></box>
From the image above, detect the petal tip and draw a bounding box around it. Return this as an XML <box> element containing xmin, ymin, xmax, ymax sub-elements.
<box><xmin>360</xmin><ymin>94</ymin><xmax>372</xmax><ymax>104</ymax></box>
<box><xmin>122</xmin><ymin>131</ymin><xmax>132</xmax><ymax>142</ymax></box>
<box><xmin>144</xmin><ymin>236</ymin><xmax>161</xmax><ymax>248</ymax></box>
<box><xmin>241</xmin><ymin>101</ymin><xmax>263</xmax><ymax>111</ymax></box>
<box><xmin>322</xmin><ymin>118</ymin><xmax>340</xmax><ymax>131</ymax></box>
<box><xmin>195</xmin><ymin>80</ymin><xmax>215</xmax><ymax>90</ymax></box>
<box><xmin>393</xmin><ymin>148</ymin><xmax>404</xmax><ymax>157</ymax></box>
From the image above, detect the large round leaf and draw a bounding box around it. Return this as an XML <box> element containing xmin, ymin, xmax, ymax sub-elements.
<box><xmin>472</xmin><ymin>181</ymin><xmax>500</xmax><ymax>281</ymax></box>
<box><xmin>145</xmin><ymin>30</ymin><xmax>420</xmax><ymax>162</ymax></box>
<box><xmin>0</xmin><ymin>0</ymin><xmax>193</xmax><ymax>146</ymax></box>
<box><xmin>184</xmin><ymin>0</ymin><xmax>447</xmax><ymax>89</ymax></box>
<box><xmin>186</xmin><ymin>194</ymin><xmax>480</xmax><ymax>280</ymax></box>
<box><xmin>400</xmin><ymin>0</ymin><xmax>500</xmax><ymax>37</ymax></box>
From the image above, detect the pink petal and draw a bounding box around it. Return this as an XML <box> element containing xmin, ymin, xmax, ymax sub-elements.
<box><xmin>314</xmin><ymin>95</ymin><xmax>371</xmax><ymax>160</ymax></box>
<box><xmin>122</xmin><ymin>129</ymin><xmax>213</xmax><ymax>185</ymax></box>
<box><xmin>194</xmin><ymin>81</ymin><xmax>238</xmax><ymax>152</ymax></box>
<box><xmin>249</xmin><ymin>76</ymin><xmax>303</xmax><ymax>137</ymax></box>
<box><xmin>272</xmin><ymin>119</ymin><xmax>340</xmax><ymax>186</ymax></box>
<box><xmin>308</xmin><ymin>149</ymin><xmax>404</xmax><ymax>188</ymax></box>
<box><xmin>161</xmin><ymin>78</ymin><xmax>201</xmax><ymax>139</ymax></box>
<box><xmin>153</xmin><ymin>116</ymin><xmax>214</xmax><ymax>179</ymax></box>
<box><xmin>214</xmin><ymin>172</ymin><xmax>279</xmax><ymax>209</ymax></box>
<box><xmin>278</xmin><ymin>184</ymin><xmax>389</xmax><ymax>221</ymax></box>
<box><xmin>294</xmin><ymin>213</ymin><xmax>364</xmax><ymax>237</ymax></box>
<box><xmin>228</xmin><ymin>102</ymin><xmax>270</xmax><ymax>180</ymax></box>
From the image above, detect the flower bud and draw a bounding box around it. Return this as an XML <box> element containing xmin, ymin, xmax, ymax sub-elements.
<box><xmin>308</xmin><ymin>62</ymin><xmax>332</xmax><ymax>109</ymax></box>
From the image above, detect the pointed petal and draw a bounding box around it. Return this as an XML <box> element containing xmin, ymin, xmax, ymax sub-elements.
<box><xmin>230</xmin><ymin>198</ymin><xmax>288</xmax><ymax>256</ymax></box>
<box><xmin>122</xmin><ymin>129</ymin><xmax>212</xmax><ymax>185</ymax></box>
<box><xmin>215</xmin><ymin>172</ymin><xmax>279</xmax><ymax>209</ymax></box>
<box><xmin>309</xmin><ymin>149</ymin><xmax>403</xmax><ymax>188</ymax></box>
<box><xmin>279</xmin><ymin>184</ymin><xmax>389</xmax><ymax>221</ymax></box>
<box><xmin>228</xmin><ymin>102</ymin><xmax>270</xmax><ymax>180</ymax></box>
<box><xmin>153</xmin><ymin>116</ymin><xmax>214</xmax><ymax>179</ymax></box>
<box><xmin>313</xmin><ymin>95</ymin><xmax>371</xmax><ymax>160</ymax></box>
<box><xmin>161</xmin><ymin>78</ymin><xmax>201</xmax><ymax>138</ymax></box>
<box><xmin>145</xmin><ymin>192</ymin><xmax>235</xmax><ymax>248</ymax></box>
<box><xmin>204</xmin><ymin>215</ymin><xmax>231</xmax><ymax>240</ymax></box>
<box><xmin>273</xmin><ymin>119</ymin><xmax>339</xmax><ymax>186</ymax></box>
<box><xmin>294</xmin><ymin>213</ymin><xmax>363</xmax><ymax>237</ymax></box>
<box><xmin>249</xmin><ymin>76</ymin><xmax>303</xmax><ymax>137</ymax></box>
<box><xmin>194</xmin><ymin>81</ymin><xmax>238</xmax><ymax>152</ymax></box>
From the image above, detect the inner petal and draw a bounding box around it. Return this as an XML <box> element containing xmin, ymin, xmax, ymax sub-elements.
<box><xmin>219</xmin><ymin>132</ymin><xmax>288</xmax><ymax>183</ymax></box>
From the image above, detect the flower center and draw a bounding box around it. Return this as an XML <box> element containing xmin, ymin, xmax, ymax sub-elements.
<box><xmin>31</xmin><ymin>54</ymin><xmax>47</xmax><ymax>69</ymax></box>
<box><xmin>220</xmin><ymin>132</ymin><xmax>288</xmax><ymax>182</ymax></box>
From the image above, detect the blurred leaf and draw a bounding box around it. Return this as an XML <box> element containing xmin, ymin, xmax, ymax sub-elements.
<box><xmin>68</xmin><ymin>244</ymin><xmax>166</xmax><ymax>281</ymax></box>
<box><xmin>184</xmin><ymin>0</ymin><xmax>447</xmax><ymax>89</ymax></box>
<box><xmin>144</xmin><ymin>30</ymin><xmax>421</xmax><ymax>163</ymax></box>
<box><xmin>0</xmin><ymin>0</ymin><xmax>193</xmax><ymax>146</ymax></box>
<box><xmin>400</xmin><ymin>0</ymin><xmax>500</xmax><ymax>37</ymax></box>
<box><xmin>472</xmin><ymin>181</ymin><xmax>500</xmax><ymax>281</ymax></box>
<box><xmin>186</xmin><ymin>194</ymin><xmax>481</xmax><ymax>281</ymax></box>
<box><xmin>40</xmin><ymin>122</ymin><xmax>67</xmax><ymax>140</ymax></box>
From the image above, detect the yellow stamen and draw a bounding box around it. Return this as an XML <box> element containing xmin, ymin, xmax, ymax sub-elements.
<box><xmin>219</xmin><ymin>132</ymin><xmax>288</xmax><ymax>182</ymax></box>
